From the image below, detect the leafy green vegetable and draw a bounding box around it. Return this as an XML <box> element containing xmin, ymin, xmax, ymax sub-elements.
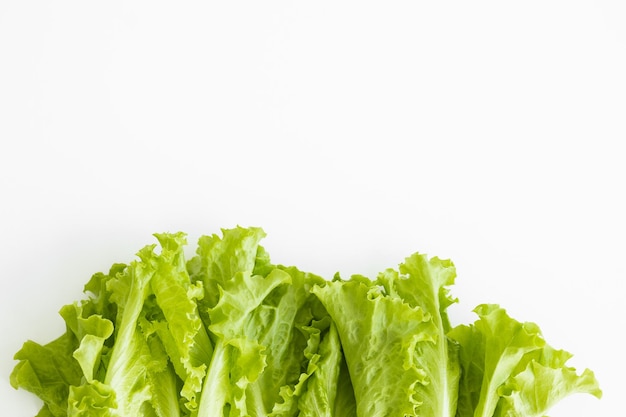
<box><xmin>449</xmin><ymin>304</ymin><xmax>602</xmax><ymax>417</ymax></box>
<box><xmin>190</xmin><ymin>227</ymin><xmax>346</xmax><ymax>416</ymax></box>
<box><xmin>10</xmin><ymin>227</ymin><xmax>601</xmax><ymax>417</ymax></box>
<box><xmin>312</xmin><ymin>253</ymin><xmax>460</xmax><ymax>417</ymax></box>
<box><xmin>11</xmin><ymin>333</ymin><xmax>83</xmax><ymax>417</ymax></box>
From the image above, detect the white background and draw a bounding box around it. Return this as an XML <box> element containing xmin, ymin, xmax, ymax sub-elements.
<box><xmin>1</xmin><ymin>1</ymin><xmax>624</xmax><ymax>416</ymax></box>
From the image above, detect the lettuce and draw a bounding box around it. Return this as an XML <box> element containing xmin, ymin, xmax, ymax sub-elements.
<box><xmin>189</xmin><ymin>227</ymin><xmax>347</xmax><ymax>416</ymax></box>
<box><xmin>312</xmin><ymin>253</ymin><xmax>460</xmax><ymax>417</ymax></box>
<box><xmin>449</xmin><ymin>304</ymin><xmax>602</xmax><ymax>417</ymax></box>
<box><xmin>10</xmin><ymin>227</ymin><xmax>601</xmax><ymax>417</ymax></box>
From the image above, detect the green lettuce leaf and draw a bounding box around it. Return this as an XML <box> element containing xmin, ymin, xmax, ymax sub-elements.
<box><xmin>67</xmin><ymin>380</ymin><xmax>117</xmax><ymax>416</ymax></box>
<box><xmin>377</xmin><ymin>253</ymin><xmax>460</xmax><ymax>417</ymax></box>
<box><xmin>495</xmin><ymin>361</ymin><xmax>601</xmax><ymax>417</ymax></box>
<box><xmin>292</xmin><ymin>319</ymin><xmax>355</xmax><ymax>417</ymax></box>
<box><xmin>10</xmin><ymin>333</ymin><xmax>83</xmax><ymax>417</ymax></box>
<box><xmin>66</xmin><ymin>242</ymin><xmax>184</xmax><ymax>417</ymax></box>
<box><xmin>188</xmin><ymin>226</ymin><xmax>267</xmax><ymax>315</ymax></box>
<box><xmin>312</xmin><ymin>275</ymin><xmax>432</xmax><ymax>417</ymax></box>
<box><xmin>312</xmin><ymin>252</ymin><xmax>460</xmax><ymax>417</ymax></box>
<box><xmin>193</xmin><ymin>227</ymin><xmax>349</xmax><ymax>417</ymax></box>
<box><xmin>147</xmin><ymin>232</ymin><xmax>213</xmax><ymax>415</ymax></box>
<box><xmin>331</xmin><ymin>351</ymin><xmax>357</xmax><ymax>417</ymax></box>
<box><xmin>449</xmin><ymin>304</ymin><xmax>602</xmax><ymax>417</ymax></box>
<box><xmin>189</xmin><ymin>227</ymin><xmax>271</xmax><ymax>417</ymax></box>
<box><xmin>96</xmin><ymin>247</ymin><xmax>171</xmax><ymax>416</ymax></box>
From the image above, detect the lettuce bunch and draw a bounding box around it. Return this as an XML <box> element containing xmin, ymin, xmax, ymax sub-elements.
<box><xmin>10</xmin><ymin>227</ymin><xmax>601</xmax><ymax>417</ymax></box>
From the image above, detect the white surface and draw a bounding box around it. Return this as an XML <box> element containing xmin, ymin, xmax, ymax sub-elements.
<box><xmin>1</xmin><ymin>1</ymin><xmax>624</xmax><ymax>415</ymax></box>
